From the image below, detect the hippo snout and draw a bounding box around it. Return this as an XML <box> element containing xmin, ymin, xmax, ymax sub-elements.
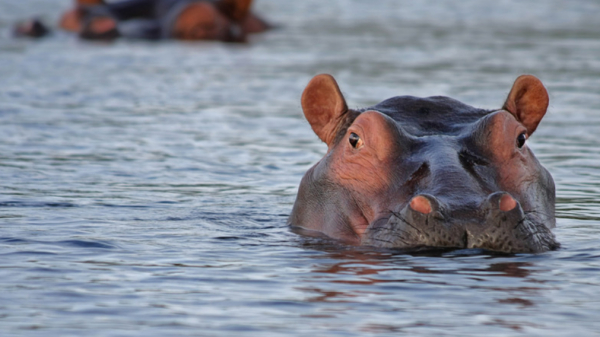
<box><xmin>363</xmin><ymin>192</ymin><xmax>559</xmax><ymax>253</ymax></box>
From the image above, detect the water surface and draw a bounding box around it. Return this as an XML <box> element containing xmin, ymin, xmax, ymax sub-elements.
<box><xmin>1</xmin><ymin>0</ymin><xmax>600</xmax><ymax>336</ymax></box>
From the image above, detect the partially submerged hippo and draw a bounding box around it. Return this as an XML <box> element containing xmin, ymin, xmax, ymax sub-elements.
<box><xmin>289</xmin><ymin>74</ymin><xmax>559</xmax><ymax>253</ymax></box>
<box><xmin>15</xmin><ymin>0</ymin><xmax>269</xmax><ymax>42</ymax></box>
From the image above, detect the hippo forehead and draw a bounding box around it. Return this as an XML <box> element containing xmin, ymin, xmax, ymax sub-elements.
<box><xmin>363</xmin><ymin>96</ymin><xmax>493</xmax><ymax>136</ymax></box>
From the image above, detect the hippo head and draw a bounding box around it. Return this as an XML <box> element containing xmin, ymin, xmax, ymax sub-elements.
<box><xmin>289</xmin><ymin>74</ymin><xmax>559</xmax><ymax>253</ymax></box>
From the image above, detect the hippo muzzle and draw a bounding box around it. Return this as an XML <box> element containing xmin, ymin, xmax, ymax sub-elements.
<box><xmin>289</xmin><ymin>74</ymin><xmax>559</xmax><ymax>254</ymax></box>
<box><xmin>364</xmin><ymin>192</ymin><xmax>558</xmax><ymax>253</ymax></box>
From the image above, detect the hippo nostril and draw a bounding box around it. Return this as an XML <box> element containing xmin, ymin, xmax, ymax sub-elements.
<box><xmin>484</xmin><ymin>192</ymin><xmax>519</xmax><ymax>213</ymax></box>
<box><xmin>410</xmin><ymin>195</ymin><xmax>432</xmax><ymax>214</ymax></box>
<box><xmin>499</xmin><ymin>194</ymin><xmax>517</xmax><ymax>212</ymax></box>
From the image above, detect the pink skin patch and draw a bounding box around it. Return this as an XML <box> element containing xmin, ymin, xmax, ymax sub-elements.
<box><xmin>499</xmin><ymin>194</ymin><xmax>517</xmax><ymax>212</ymax></box>
<box><xmin>410</xmin><ymin>195</ymin><xmax>432</xmax><ymax>214</ymax></box>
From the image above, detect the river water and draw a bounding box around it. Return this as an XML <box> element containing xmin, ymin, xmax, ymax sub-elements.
<box><xmin>1</xmin><ymin>0</ymin><xmax>600</xmax><ymax>336</ymax></box>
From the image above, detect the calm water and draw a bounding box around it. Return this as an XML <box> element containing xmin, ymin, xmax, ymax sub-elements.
<box><xmin>1</xmin><ymin>0</ymin><xmax>600</xmax><ymax>336</ymax></box>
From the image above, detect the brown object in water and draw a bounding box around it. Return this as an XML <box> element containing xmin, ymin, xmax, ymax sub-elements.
<box><xmin>79</xmin><ymin>16</ymin><xmax>120</xmax><ymax>40</ymax></box>
<box><xmin>240</xmin><ymin>12</ymin><xmax>270</xmax><ymax>34</ymax></box>
<box><xmin>216</xmin><ymin>0</ymin><xmax>253</xmax><ymax>22</ymax></box>
<box><xmin>60</xmin><ymin>0</ymin><xmax>106</xmax><ymax>32</ymax></box>
<box><xmin>59</xmin><ymin>8</ymin><xmax>83</xmax><ymax>32</ymax></box>
<box><xmin>172</xmin><ymin>2</ymin><xmax>231</xmax><ymax>41</ymax></box>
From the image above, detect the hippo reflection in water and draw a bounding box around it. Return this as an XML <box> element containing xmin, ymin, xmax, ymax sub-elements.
<box><xmin>289</xmin><ymin>74</ymin><xmax>559</xmax><ymax>253</ymax></box>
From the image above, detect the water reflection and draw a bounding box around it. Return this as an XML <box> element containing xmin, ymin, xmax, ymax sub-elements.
<box><xmin>297</xmin><ymin>240</ymin><xmax>548</xmax><ymax>312</ymax></box>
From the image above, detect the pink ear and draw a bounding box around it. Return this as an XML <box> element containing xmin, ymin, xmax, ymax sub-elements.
<box><xmin>503</xmin><ymin>75</ymin><xmax>549</xmax><ymax>135</ymax></box>
<box><xmin>301</xmin><ymin>74</ymin><xmax>348</xmax><ymax>145</ymax></box>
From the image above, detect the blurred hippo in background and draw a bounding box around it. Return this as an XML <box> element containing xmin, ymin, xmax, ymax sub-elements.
<box><xmin>13</xmin><ymin>18</ymin><xmax>50</xmax><ymax>38</ymax></box>
<box><xmin>14</xmin><ymin>0</ymin><xmax>270</xmax><ymax>42</ymax></box>
<box><xmin>289</xmin><ymin>74</ymin><xmax>559</xmax><ymax>254</ymax></box>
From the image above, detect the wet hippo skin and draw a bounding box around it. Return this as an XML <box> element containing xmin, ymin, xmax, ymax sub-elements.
<box><xmin>289</xmin><ymin>74</ymin><xmax>559</xmax><ymax>253</ymax></box>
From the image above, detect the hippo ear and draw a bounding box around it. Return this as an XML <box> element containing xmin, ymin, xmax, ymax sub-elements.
<box><xmin>301</xmin><ymin>74</ymin><xmax>348</xmax><ymax>145</ymax></box>
<box><xmin>503</xmin><ymin>75</ymin><xmax>549</xmax><ymax>135</ymax></box>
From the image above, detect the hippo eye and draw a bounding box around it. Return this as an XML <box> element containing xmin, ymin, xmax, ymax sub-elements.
<box><xmin>517</xmin><ymin>132</ymin><xmax>527</xmax><ymax>148</ymax></box>
<box><xmin>349</xmin><ymin>132</ymin><xmax>363</xmax><ymax>148</ymax></box>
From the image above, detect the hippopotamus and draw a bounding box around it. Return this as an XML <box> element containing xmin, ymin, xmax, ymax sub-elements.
<box><xmin>289</xmin><ymin>74</ymin><xmax>559</xmax><ymax>253</ymax></box>
<box><xmin>15</xmin><ymin>0</ymin><xmax>270</xmax><ymax>42</ymax></box>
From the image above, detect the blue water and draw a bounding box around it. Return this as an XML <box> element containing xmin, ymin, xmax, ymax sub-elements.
<box><xmin>1</xmin><ymin>0</ymin><xmax>600</xmax><ymax>336</ymax></box>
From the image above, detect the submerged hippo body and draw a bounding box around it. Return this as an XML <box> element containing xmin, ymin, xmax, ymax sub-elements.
<box><xmin>289</xmin><ymin>74</ymin><xmax>559</xmax><ymax>253</ymax></box>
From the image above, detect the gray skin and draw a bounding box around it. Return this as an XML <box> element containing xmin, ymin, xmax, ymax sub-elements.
<box><xmin>289</xmin><ymin>74</ymin><xmax>559</xmax><ymax>253</ymax></box>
